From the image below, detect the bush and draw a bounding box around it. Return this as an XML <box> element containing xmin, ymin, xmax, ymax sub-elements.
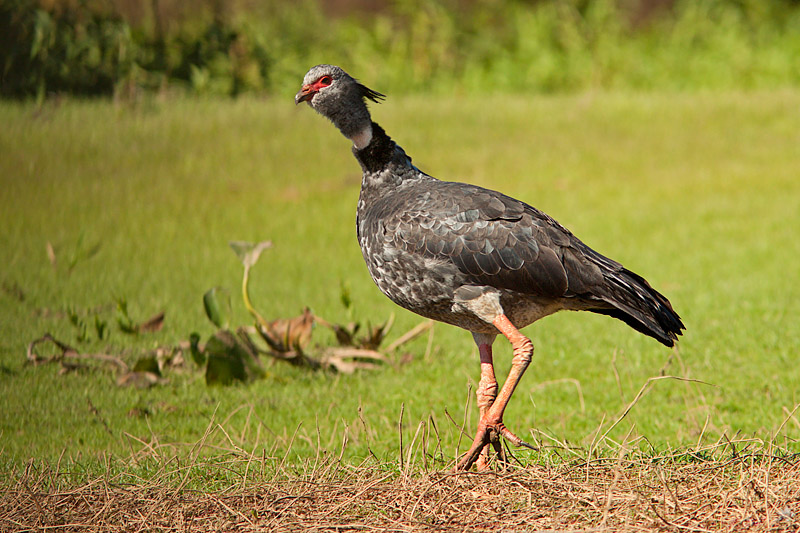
<box><xmin>0</xmin><ymin>0</ymin><xmax>137</xmax><ymax>98</ymax></box>
<box><xmin>1</xmin><ymin>0</ymin><xmax>800</xmax><ymax>99</ymax></box>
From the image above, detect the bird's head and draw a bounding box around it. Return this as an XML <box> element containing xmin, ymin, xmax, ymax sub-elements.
<box><xmin>296</xmin><ymin>64</ymin><xmax>385</xmax><ymax>143</ymax></box>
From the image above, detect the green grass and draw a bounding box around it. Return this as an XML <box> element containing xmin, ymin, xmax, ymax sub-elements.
<box><xmin>1</xmin><ymin>91</ymin><xmax>799</xmax><ymax>473</ymax></box>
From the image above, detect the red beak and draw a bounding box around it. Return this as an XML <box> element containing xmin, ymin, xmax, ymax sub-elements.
<box><xmin>295</xmin><ymin>85</ymin><xmax>314</xmax><ymax>105</ymax></box>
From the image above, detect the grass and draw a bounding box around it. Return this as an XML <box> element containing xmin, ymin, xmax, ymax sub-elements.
<box><xmin>4</xmin><ymin>451</ymin><xmax>799</xmax><ymax>530</ymax></box>
<box><xmin>0</xmin><ymin>90</ymin><xmax>799</xmax><ymax>480</ymax></box>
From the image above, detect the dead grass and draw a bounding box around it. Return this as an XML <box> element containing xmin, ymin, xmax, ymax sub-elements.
<box><xmin>3</xmin><ymin>366</ymin><xmax>798</xmax><ymax>531</ymax></box>
<box><xmin>3</xmin><ymin>448</ymin><xmax>799</xmax><ymax>532</ymax></box>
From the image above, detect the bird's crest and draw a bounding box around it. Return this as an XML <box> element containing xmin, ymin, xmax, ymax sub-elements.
<box><xmin>358</xmin><ymin>83</ymin><xmax>385</xmax><ymax>104</ymax></box>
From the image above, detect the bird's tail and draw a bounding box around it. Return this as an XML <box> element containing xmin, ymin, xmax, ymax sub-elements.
<box><xmin>589</xmin><ymin>268</ymin><xmax>684</xmax><ymax>347</ymax></box>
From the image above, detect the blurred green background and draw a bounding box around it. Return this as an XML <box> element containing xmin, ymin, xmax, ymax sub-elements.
<box><xmin>2</xmin><ymin>0</ymin><xmax>800</xmax><ymax>99</ymax></box>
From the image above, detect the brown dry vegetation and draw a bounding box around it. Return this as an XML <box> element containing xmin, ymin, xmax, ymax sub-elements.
<box><xmin>3</xmin><ymin>451</ymin><xmax>799</xmax><ymax>532</ymax></box>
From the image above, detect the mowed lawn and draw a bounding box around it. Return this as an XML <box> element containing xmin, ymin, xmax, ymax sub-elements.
<box><xmin>0</xmin><ymin>90</ymin><xmax>798</xmax><ymax>471</ymax></box>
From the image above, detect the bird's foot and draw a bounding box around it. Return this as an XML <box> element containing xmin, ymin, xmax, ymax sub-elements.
<box><xmin>456</xmin><ymin>419</ymin><xmax>534</xmax><ymax>471</ymax></box>
<box><xmin>475</xmin><ymin>438</ymin><xmax>504</xmax><ymax>471</ymax></box>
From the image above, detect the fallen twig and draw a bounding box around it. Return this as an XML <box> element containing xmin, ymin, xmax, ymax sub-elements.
<box><xmin>26</xmin><ymin>333</ymin><xmax>128</xmax><ymax>372</ymax></box>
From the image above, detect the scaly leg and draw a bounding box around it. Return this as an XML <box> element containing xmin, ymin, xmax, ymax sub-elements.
<box><xmin>457</xmin><ymin>314</ymin><xmax>534</xmax><ymax>471</ymax></box>
<box><xmin>473</xmin><ymin>336</ymin><xmax>498</xmax><ymax>470</ymax></box>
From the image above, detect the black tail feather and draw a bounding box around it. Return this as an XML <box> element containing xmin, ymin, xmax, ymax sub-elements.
<box><xmin>589</xmin><ymin>268</ymin><xmax>684</xmax><ymax>347</ymax></box>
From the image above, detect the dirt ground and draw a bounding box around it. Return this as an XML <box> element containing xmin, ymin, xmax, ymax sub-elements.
<box><xmin>3</xmin><ymin>451</ymin><xmax>799</xmax><ymax>532</ymax></box>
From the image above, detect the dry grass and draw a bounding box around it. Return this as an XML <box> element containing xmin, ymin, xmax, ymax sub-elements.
<box><xmin>3</xmin><ymin>361</ymin><xmax>798</xmax><ymax>531</ymax></box>
<box><xmin>3</xmin><ymin>448</ymin><xmax>799</xmax><ymax>532</ymax></box>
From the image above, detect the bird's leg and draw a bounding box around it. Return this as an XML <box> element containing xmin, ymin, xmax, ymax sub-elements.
<box><xmin>474</xmin><ymin>338</ymin><xmax>499</xmax><ymax>470</ymax></box>
<box><xmin>457</xmin><ymin>314</ymin><xmax>534</xmax><ymax>471</ymax></box>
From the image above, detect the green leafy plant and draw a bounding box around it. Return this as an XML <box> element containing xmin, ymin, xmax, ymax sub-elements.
<box><xmin>203</xmin><ymin>328</ymin><xmax>265</xmax><ymax>386</ymax></box>
<box><xmin>189</xmin><ymin>240</ymin><xmax>425</xmax><ymax>379</ymax></box>
<box><xmin>191</xmin><ymin>286</ymin><xmax>266</xmax><ymax>385</ymax></box>
<box><xmin>202</xmin><ymin>287</ymin><xmax>231</xmax><ymax>329</ymax></box>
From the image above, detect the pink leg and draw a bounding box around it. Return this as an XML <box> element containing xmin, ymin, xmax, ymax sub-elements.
<box><xmin>457</xmin><ymin>315</ymin><xmax>534</xmax><ymax>471</ymax></box>
<box><xmin>475</xmin><ymin>342</ymin><xmax>498</xmax><ymax>470</ymax></box>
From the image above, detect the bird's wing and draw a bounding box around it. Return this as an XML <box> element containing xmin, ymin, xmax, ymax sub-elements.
<box><xmin>382</xmin><ymin>181</ymin><xmax>609</xmax><ymax>299</ymax></box>
<box><xmin>375</xmin><ymin>179</ymin><xmax>682</xmax><ymax>345</ymax></box>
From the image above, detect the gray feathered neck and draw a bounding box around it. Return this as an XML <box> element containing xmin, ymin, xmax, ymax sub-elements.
<box><xmin>298</xmin><ymin>64</ymin><xmax>385</xmax><ymax>140</ymax></box>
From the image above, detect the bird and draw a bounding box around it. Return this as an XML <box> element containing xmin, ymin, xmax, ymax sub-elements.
<box><xmin>296</xmin><ymin>64</ymin><xmax>684</xmax><ymax>471</ymax></box>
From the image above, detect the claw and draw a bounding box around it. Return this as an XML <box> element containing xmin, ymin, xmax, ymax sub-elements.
<box><xmin>456</xmin><ymin>420</ymin><xmax>533</xmax><ymax>471</ymax></box>
<box><xmin>498</xmin><ymin>424</ymin><xmax>534</xmax><ymax>450</ymax></box>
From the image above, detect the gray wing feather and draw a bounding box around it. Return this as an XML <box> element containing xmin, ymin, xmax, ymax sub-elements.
<box><xmin>372</xmin><ymin>178</ymin><xmax>684</xmax><ymax>346</ymax></box>
<box><xmin>385</xmin><ymin>182</ymin><xmax>584</xmax><ymax>299</ymax></box>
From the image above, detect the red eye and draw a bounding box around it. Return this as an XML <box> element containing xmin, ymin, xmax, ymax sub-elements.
<box><xmin>318</xmin><ymin>75</ymin><xmax>332</xmax><ymax>87</ymax></box>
